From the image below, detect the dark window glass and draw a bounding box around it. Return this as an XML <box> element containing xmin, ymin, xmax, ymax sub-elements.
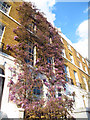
<box><xmin>33</xmin><ymin>87</ymin><xmax>40</xmax><ymax>95</ymax></box>
<box><xmin>0</xmin><ymin>23</ymin><xmax>4</xmax><ymax>40</ymax></box>
<box><xmin>58</xmin><ymin>92</ymin><xmax>62</xmax><ymax>97</ymax></box>
<box><xmin>0</xmin><ymin>1</ymin><xmax>10</xmax><ymax>13</ymax></box>
<box><xmin>0</xmin><ymin>76</ymin><xmax>5</xmax><ymax>108</ymax></box>
<box><xmin>64</xmin><ymin>65</ymin><xmax>68</xmax><ymax>82</ymax></box>
<box><xmin>0</xmin><ymin>68</ymin><xmax>4</xmax><ymax>75</ymax></box>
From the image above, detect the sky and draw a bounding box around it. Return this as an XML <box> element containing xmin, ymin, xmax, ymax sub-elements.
<box><xmin>24</xmin><ymin>0</ymin><xmax>89</xmax><ymax>59</ymax></box>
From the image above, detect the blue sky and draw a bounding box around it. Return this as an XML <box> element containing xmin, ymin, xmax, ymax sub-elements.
<box><xmin>52</xmin><ymin>2</ymin><xmax>88</xmax><ymax>43</ymax></box>
<box><xmin>25</xmin><ymin>0</ymin><xmax>88</xmax><ymax>58</ymax></box>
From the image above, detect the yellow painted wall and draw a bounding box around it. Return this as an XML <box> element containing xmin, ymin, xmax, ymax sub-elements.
<box><xmin>0</xmin><ymin>1</ymin><xmax>89</xmax><ymax>91</ymax></box>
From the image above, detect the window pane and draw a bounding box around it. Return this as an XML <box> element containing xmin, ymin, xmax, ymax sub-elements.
<box><xmin>33</xmin><ymin>87</ymin><xmax>40</xmax><ymax>95</ymax></box>
<box><xmin>0</xmin><ymin>23</ymin><xmax>4</xmax><ymax>41</ymax></box>
<box><xmin>0</xmin><ymin>76</ymin><xmax>5</xmax><ymax>108</ymax></box>
<box><xmin>0</xmin><ymin>1</ymin><xmax>10</xmax><ymax>14</ymax></box>
<box><xmin>0</xmin><ymin>68</ymin><xmax>4</xmax><ymax>75</ymax></box>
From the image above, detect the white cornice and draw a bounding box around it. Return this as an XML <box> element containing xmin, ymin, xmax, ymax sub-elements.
<box><xmin>63</xmin><ymin>56</ymin><xmax>90</xmax><ymax>77</ymax></box>
<box><xmin>0</xmin><ymin>9</ymin><xmax>20</xmax><ymax>25</ymax></box>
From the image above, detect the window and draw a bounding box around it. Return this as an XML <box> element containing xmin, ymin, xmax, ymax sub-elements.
<box><xmin>64</xmin><ymin>65</ymin><xmax>70</xmax><ymax>82</ymax></box>
<box><xmin>0</xmin><ymin>1</ymin><xmax>10</xmax><ymax>14</ymax></box>
<box><xmin>79</xmin><ymin>61</ymin><xmax>83</xmax><ymax>70</ymax></box>
<box><xmin>69</xmin><ymin>53</ymin><xmax>74</xmax><ymax>64</ymax></box>
<box><xmin>83</xmin><ymin>76</ymin><xmax>88</xmax><ymax>92</ymax></box>
<box><xmin>82</xmin><ymin>58</ymin><xmax>85</xmax><ymax>63</ymax></box>
<box><xmin>33</xmin><ymin>86</ymin><xmax>42</xmax><ymax>100</ymax></box>
<box><xmin>86</xmin><ymin>60</ymin><xmax>88</xmax><ymax>66</ymax></box>
<box><xmin>25</xmin><ymin>42</ymin><xmax>36</xmax><ymax>66</ymax></box>
<box><xmin>47</xmin><ymin>57</ymin><xmax>53</xmax><ymax>64</ymax></box>
<box><xmin>73</xmin><ymin>71</ymin><xmax>80</xmax><ymax>86</ymax></box>
<box><xmin>58</xmin><ymin>92</ymin><xmax>62</xmax><ymax>97</ymax></box>
<box><xmin>62</xmin><ymin>49</ymin><xmax>66</xmax><ymax>58</ymax></box>
<box><xmin>61</xmin><ymin>37</ymin><xmax>64</xmax><ymax>44</ymax></box>
<box><xmin>0</xmin><ymin>23</ymin><xmax>5</xmax><ymax>42</ymax></box>
<box><xmin>76</xmin><ymin>52</ymin><xmax>79</xmax><ymax>58</ymax></box>
<box><xmin>33</xmin><ymin>87</ymin><xmax>41</xmax><ymax>95</ymax></box>
<box><xmin>49</xmin><ymin>38</ymin><xmax>52</xmax><ymax>44</ymax></box>
<box><xmin>69</xmin><ymin>78</ymin><xmax>74</xmax><ymax>85</ymax></box>
<box><xmin>0</xmin><ymin>68</ymin><xmax>5</xmax><ymax>108</ymax></box>
<box><xmin>27</xmin><ymin>23</ymin><xmax>37</xmax><ymax>33</ymax></box>
<box><xmin>85</xmin><ymin>66</ymin><xmax>88</xmax><ymax>74</ymax></box>
<box><xmin>67</xmin><ymin>43</ymin><xmax>71</xmax><ymax>51</ymax></box>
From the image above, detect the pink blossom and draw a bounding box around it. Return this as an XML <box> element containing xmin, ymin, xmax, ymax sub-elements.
<box><xmin>43</xmin><ymin>79</ymin><xmax>46</xmax><ymax>82</ymax></box>
<box><xmin>58</xmin><ymin>97</ymin><xmax>61</xmax><ymax>100</ymax></box>
<box><xmin>57</xmin><ymin>86</ymin><xmax>61</xmax><ymax>91</ymax></box>
<box><xmin>44</xmin><ymin>82</ymin><xmax>49</xmax><ymax>87</ymax></box>
<box><xmin>21</xmin><ymin>103</ymin><xmax>24</xmax><ymax>108</ymax></box>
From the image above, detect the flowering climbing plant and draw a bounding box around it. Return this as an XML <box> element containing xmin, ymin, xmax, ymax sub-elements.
<box><xmin>7</xmin><ymin>2</ymin><xmax>74</xmax><ymax>119</ymax></box>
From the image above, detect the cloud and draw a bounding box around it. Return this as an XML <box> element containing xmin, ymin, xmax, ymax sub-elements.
<box><xmin>83</xmin><ymin>8</ymin><xmax>88</xmax><ymax>13</ymax></box>
<box><xmin>24</xmin><ymin>0</ymin><xmax>56</xmax><ymax>25</ymax></box>
<box><xmin>83</xmin><ymin>7</ymin><xmax>90</xmax><ymax>13</ymax></box>
<box><xmin>72</xmin><ymin>20</ymin><xmax>88</xmax><ymax>58</ymax></box>
<box><xmin>23</xmin><ymin>0</ymin><xmax>88</xmax><ymax>59</ymax></box>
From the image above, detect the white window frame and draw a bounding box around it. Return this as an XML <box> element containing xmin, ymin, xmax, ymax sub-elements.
<box><xmin>0</xmin><ymin>67</ymin><xmax>5</xmax><ymax>108</ymax></box>
<box><xmin>26</xmin><ymin>42</ymin><xmax>36</xmax><ymax>66</ymax></box>
<box><xmin>66</xmin><ymin>66</ymin><xmax>70</xmax><ymax>78</ymax></box>
<box><xmin>0</xmin><ymin>23</ymin><xmax>5</xmax><ymax>43</ymax></box>
<box><xmin>64</xmin><ymin>65</ymin><xmax>70</xmax><ymax>82</ymax></box>
<box><xmin>62</xmin><ymin>49</ymin><xmax>66</xmax><ymax>58</ymax></box>
<box><xmin>79</xmin><ymin>61</ymin><xmax>83</xmax><ymax>70</ymax></box>
<box><xmin>69</xmin><ymin>53</ymin><xmax>74</xmax><ymax>64</ymax></box>
<box><xmin>76</xmin><ymin>52</ymin><xmax>79</xmax><ymax>58</ymax></box>
<box><xmin>83</xmin><ymin>76</ymin><xmax>88</xmax><ymax>92</ymax></box>
<box><xmin>67</xmin><ymin>43</ymin><xmax>71</xmax><ymax>51</ymax></box>
<box><xmin>86</xmin><ymin>60</ymin><xmax>88</xmax><ymax>66</ymax></box>
<box><xmin>82</xmin><ymin>58</ymin><xmax>85</xmax><ymax>63</ymax></box>
<box><xmin>85</xmin><ymin>66</ymin><xmax>88</xmax><ymax>74</ymax></box>
<box><xmin>61</xmin><ymin>37</ymin><xmax>64</xmax><ymax>44</ymax></box>
<box><xmin>73</xmin><ymin>71</ymin><xmax>79</xmax><ymax>86</ymax></box>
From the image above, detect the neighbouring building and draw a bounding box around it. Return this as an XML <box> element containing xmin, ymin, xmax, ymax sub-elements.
<box><xmin>0</xmin><ymin>0</ymin><xmax>90</xmax><ymax>119</ymax></box>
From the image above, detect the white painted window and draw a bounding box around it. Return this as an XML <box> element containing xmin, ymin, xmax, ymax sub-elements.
<box><xmin>86</xmin><ymin>60</ymin><xmax>88</xmax><ymax>66</ymax></box>
<box><xmin>76</xmin><ymin>52</ymin><xmax>79</xmax><ymax>58</ymax></box>
<box><xmin>0</xmin><ymin>1</ymin><xmax>11</xmax><ymax>14</ymax></box>
<box><xmin>83</xmin><ymin>76</ymin><xmax>88</xmax><ymax>92</ymax></box>
<box><xmin>50</xmin><ymin>38</ymin><xmax>52</xmax><ymax>44</ymax></box>
<box><xmin>27</xmin><ymin>23</ymin><xmax>37</xmax><ymax>33</ymax></box>
<box><xmin>67</xmin><ymin>43</ymin><xmax>71</xmax><ymax>51</ymax></box>
<box><xmin>73</xmin><ymin>71</ymin><xmax>79</xmax><ymax>86</ymax></box>
<box><xmin>0</xmin><ymin>23</ymin><xmax>5</xmax><ymax>42</ymax></box>
<box><xmin>62</xmin><ymin>49</ymin><xmax>66</xmax><ymax>58</ymax></box>
<box><xmin>85</xmin><ymin>66</ymin><xmax>88</xmax><ymax>74</ymax></box>
<box><xmin>64</xmin><ymin>65</ymin><xmax>70</xmax><ymax>81</ymax></box>
<box><xmin>61</xmin><ymin>37</ymin><xmax>64</xmax><ymax>44</ymax></box>
<box><xmin>82</xmin><ymin>58</ymin><xmax>85</xmax><ymax>63</ymax></box>
<box><xmin>69</xmin><ymin>53</ymin><xmax>74</xmax><ymax>64</ymax></box>
<box><xmin>25</xmin><ymin>42</ymin><xmax>36</xmax><ymax>66</ymax></box>
<box><xmin>79</xmin><ymin>61</ymin><xmax>83</xmax><ymax>70</ymax></box>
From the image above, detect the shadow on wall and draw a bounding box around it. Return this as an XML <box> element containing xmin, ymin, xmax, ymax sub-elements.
<box><xmin>0</xmin><ymin>110</ymin><xmax>8</xmax><ymax>119</ymax></box>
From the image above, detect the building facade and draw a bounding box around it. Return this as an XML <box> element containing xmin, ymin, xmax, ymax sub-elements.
<box><xmin>0</xmin><ymin>0</ymin><xmax>90</xmax><ymax>119</ymax></box>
